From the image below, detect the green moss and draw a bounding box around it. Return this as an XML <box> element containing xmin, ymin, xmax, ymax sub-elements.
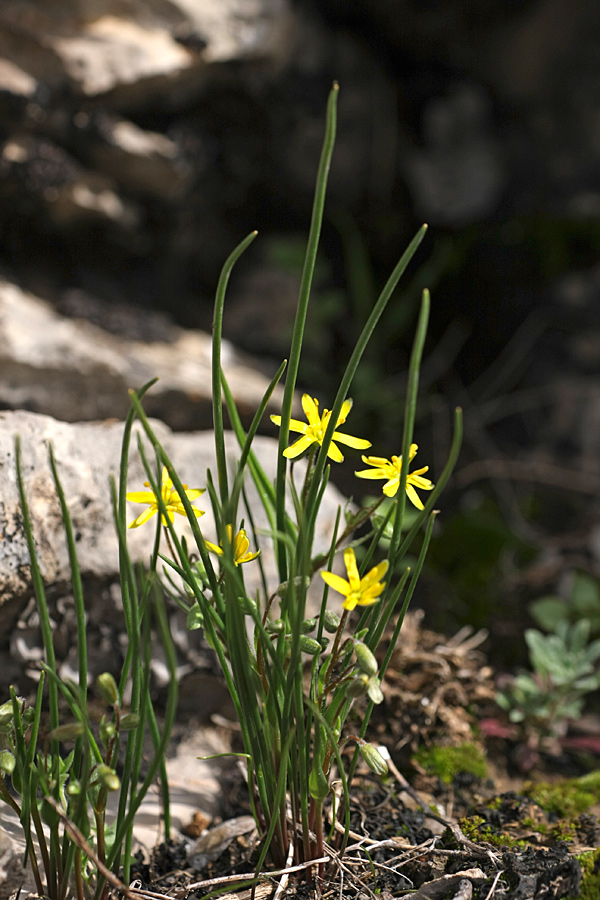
<box><xmin>564</xmin><ymin>848</ymin><xmax>600</xmax><ymax>900</ymax></box>
<box><xmin>526</xmin><ymin>770</ymin><xmax>600</xmax><ymax>819</ymax></box>
<box><xmin>414</xmin><ymin>742</ymin><xmax>487</xmax><ymax>784</ymax></box>
<box><xmin>458</xmin><ymin>815</ymin><xmax>526</xmax><ymax>850</ymax></box>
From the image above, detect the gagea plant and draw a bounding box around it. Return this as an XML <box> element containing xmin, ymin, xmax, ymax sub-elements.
<box><xmin>2</xmin><ymin>83</ymin><xmax>462</xmax><ymax>894</ymax></box>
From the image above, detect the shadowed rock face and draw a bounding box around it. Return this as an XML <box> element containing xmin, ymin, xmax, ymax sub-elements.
<box><xmin>0</xmin><ymin>277</ymin><xmax>283</xmax><ymax>430</ymax></box>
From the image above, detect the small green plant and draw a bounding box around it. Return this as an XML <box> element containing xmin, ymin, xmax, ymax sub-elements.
<box><xmin>530</xmin><ymin>571</ymin><xmax>600</xmax><ymax>637</ymax></box>
<box><xmin>123</xmin><ymin>84</ymin><xmax>461</xmax><ymax>877</ymax></box>
<box><xmin>2</xmin><ymin>83</ymin><xmax>462</xmax><ymax>891</ymax></box>
<box><xmin>496</xmin><ymin>620</ymin><xmax>600</xmax><ymax>753</ymax></box>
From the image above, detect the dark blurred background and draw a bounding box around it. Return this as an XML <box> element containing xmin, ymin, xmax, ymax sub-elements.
<box><xmin>1</xmin><ymin>0</ymin><xmax>600</xmax><ymax>651</ymax></box>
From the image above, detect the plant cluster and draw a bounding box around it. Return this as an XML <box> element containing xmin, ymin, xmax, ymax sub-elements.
<box><xmin>0</xmin><ymin>84</ymin><xmax>462</xmax><ymax>896</ymax></box>
<box><xmin>495</xmin><ymin>617</ymin><xmax>600</xmax><ymax>761</ymax></box>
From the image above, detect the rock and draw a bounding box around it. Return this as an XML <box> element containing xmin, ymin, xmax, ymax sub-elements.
<box><xmin>0</xmin><ymin>410</ymin><xmax>346</xmax><ymax>634</ymax></box>
<box><xmin>0</xmin><ymin>0</ymin><xmax>292</xmax><ymax>102</ymax></box>
<box><xmin>0</xmin><ymin>277</ymin><xmax>283</xmax><ymax>429</ymax></box>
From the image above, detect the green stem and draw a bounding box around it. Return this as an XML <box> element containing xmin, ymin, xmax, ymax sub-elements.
<box><xmin>212</xmin><ymin>230</ymin><xmax>258</xmax><ymax>505</ymax></box>
<box><xmin>275</xmin><ymin>84</ymin><xmax>339</xmax><ymax>582</ymax></box>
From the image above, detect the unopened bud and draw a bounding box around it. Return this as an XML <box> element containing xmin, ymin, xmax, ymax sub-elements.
<box><xmin>276</xmin><ymin>576</ymin><xmax>310</xmax><ymax>600</ymax></box>
<box><xmin>354</xmin><ymin>643</ymin><xmax>378</xmax><ymax>677</ymax></box>
<box><xmin>100</xmin><ymin>721</ymin><xmax>116</xmax><ymax>745</ymax></box>
<box><xmin>346</xmin><ymin>675</ymin><xmax>369</xmax><ymax>698</ymax></box>
<box><xmin>299</xmin><ymin>636</ymin><xmax>322</xmax><ymax>655</ymax></box>
<box><xmin>119</xmin><ymin>713</ymin><xmax>140</xmax><ymax>731</ymax></box>
<box><xmin>0</xmin><ymin>750</ymin><xmax>15</xmax><ymax>774</ymax></box>
<box><xmin>301</xmin><ymin>618</ymin><xmax>317</xmax><ymax>633</ymax></box>
<box><xmin>360</xmin><ymin>743</ymin><xmax>388</xmax><ymax>777</ymax></box>
<box><xmin>241</xmin><ymin>597</ymin><xmax>258</xmax><ymax>616</ymax></box>
<box><xmin>0</xmin><ymin>699</ymin><xmax>16</xmax><ymax>728</ymax></box>
<box><xmin>96</xmin><ymin>765</ymin><xmax>120</xmax><ymax>792</ymax></box>
<box><xmin>97</xmin><ymin>673</ymin><xmax>119</xmax><ymax>706</ymax></box>
<box><xmin>50</xmin><ymin>722</ymin><xmax>85</xmax><ymax>742</ymax></box>
<box><xmin>186</xmin><ymin>605</ymin><xmax>203</xmax><ymax>630</ymax></box>
<box><xmin>322</xmin><ymin>610</ymin><xmax>340</xmax><ymax>633</ymax></box>
<box><xmin>266</xmin><ymin>618</ymin><xmax>285</xmax><ymax>634</ymax></box>
<box><xmin>366</xmin><ymin>676</ymin><xmax>384</xmax><ymax>705</ymax></box>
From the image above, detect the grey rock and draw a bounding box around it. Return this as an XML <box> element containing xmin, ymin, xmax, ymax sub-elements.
<box><xmin>0</xmin><ymin>0</ymin><xmax>292</xmax><ymax>102</ymax></box>
<box><xmin>0</xmin><ymin>277</ymin><xmax>283</xmax><ymax>429</ymax></box>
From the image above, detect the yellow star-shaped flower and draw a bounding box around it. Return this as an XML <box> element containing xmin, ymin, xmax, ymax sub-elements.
<box><xmin>355</xmin><ymin>444</ymin><xmax>434</xmax><ymax>510</ymax></box>
<box><xmin>271</xmin><ymin>394</ymin><xmax>371</xmax><ymax>462</ymax></box>
<box><xmin>320</xmin><ymin>547</ymin><xmax>388</xmax><ymax>611</ymax></box>
<box><xmin>204</xmin><ymin>525</ymin><xmax>260</xmax><ymax>566</ymax></box>
<box><xmin>127</xmin><ymin>466</ymin><xmax>205</xmax><ymax>528</ymax></box>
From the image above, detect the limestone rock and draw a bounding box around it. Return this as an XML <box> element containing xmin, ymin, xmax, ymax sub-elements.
<box><xmin>0</xmin><ymin>277</ymin><xmax>283</xmax><ymax>429</ymax></box>
<box><xmin>0</xmin><ymin>0</ymin><xmax>292</xmax><ymax>102</ymax></box>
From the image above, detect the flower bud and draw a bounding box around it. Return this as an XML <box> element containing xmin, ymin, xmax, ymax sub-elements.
<box><xmin>366</xmin><ymin>676</ymin><xmax>384</xmax><ymax>705</ymax></box>
<box><xmin>100</xmin><ymin>720</ymin><xmax>116</xmax><ymax>745</ymax></box>
<box><xmin>0</xmin><ymin>699</ymin><xmax>16</xmax><ymax>728</ymax></box>
<box><xmin>322</xmin><ymin>610</ymin><xmax>341</xmax><ymax>633</ymax></box>
<box><xmin>119</xmin><ymin>713</ymin><xmax>140</xmax><ymax>731</ymax></box>
<box><xmin>299</xmin><ymin>636</ymin><xmax>322</xmax><ymax>655</ymax></box>
<box><xmin>186</xmin><ymin>605</ymin><xmax>203</xmax><ymax>630</ymax></box>
<box><xmin>346</xmin><ymin>674</ymin><xmax>369</xmax><ymax>698</ymax></box>
<box><xmin>50</xmin><ymin>722</ymin><xmax>86</xmax><ymax>742</ymax></box>
<box><xmin>266</xmin><ymin>618</ymin><xmax>285</xmax><ymax>634</ymax></box>
<box><xmin>241</xmin><ymin>597</ymin><xmax>258</xmax><ymax>616</ymax></box>
<box><xmin>97</xmin><ymin>673</ymin><xmax>119</xmax><ymax>706</ymax></box>
<box><xmin>67</xmin><ymin>780</ymin><xmax>81</xmax><ymax>796</ymax></box>
<box><xmin>95</xmin><ymin>765</ymin><xmax>120</xmax><ymax>792</ymax></box>
<box><xmin>360</xmin><ymin>743</ymin><xmax>388</xmax><ymax>777</ymax></box>
<box><xmin>276</xmin><ymin>576</ymin><xmax>310</xmax><ymax>600</ymax></box>
<box><xmin>0</xmin><ymin>750</ymin><xmax>15</xmax><ymax>775</ymax></box>
<box><xmin>301</xmin><ymin>618</ymin><xmax>317</xmax><ymax>633</ymax></box>
<box><xmin>354</xmin><ymin>643</ymin><xmax>378</xmax><ymax>677</ymax></box>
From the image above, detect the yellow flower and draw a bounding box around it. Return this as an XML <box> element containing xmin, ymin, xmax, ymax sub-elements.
<box><xmin>355</xmin><ymin>444</ymin><xmax>434</xmax><ymax>510</ymax></box>
<box><xmin>205</xmin><ymin>525</ymin><xmax>260</xmax><ymax>566</ymax></box>
<box><xmin>127</xmin><ymin>466</ymin><xmax>205</xmax><ymax>528</ymax></box>
<box><xmin>320</xmin><ymin>547</ymin><xmax>388</xmax><ymax>612</ymax></box>
<box><xmin>271</xmin><ymin>394</ymin><xmax>371</xmax><ymax>462</ymax></box>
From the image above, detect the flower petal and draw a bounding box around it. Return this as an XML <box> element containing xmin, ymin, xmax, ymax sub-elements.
<box><xmin>302</xmin><ymin>394</ymin><xmax>320</xmax><ymax>424</ymax></box>
<box><xmin>126</xmin><ymin>490</ymin><xmax>158</xmax><ymax>503</ymax></box>
<box><xmin>337</xmin><ymin>398</ymin><xmax>353</xmax><ymax>424</ymax></box>
<box><xmin>287</xmin><ymin>417</ymin><xmax>310</xmax><ymax>434</ymax></box>
<box><xmin>332</xmin><ymin>431</ymin><xmax>372</xmax><ymax>449</ymax></box>
<box><xmin>283</xmin><ymin>434</ymin><xmax>315</xmax><ymax>459</ymax></box>
<box><xmin>128</xmin><ymin>507</ymin><xmax>158</xmax><ymax>528</ymax></box>
<box><xmin>343</xmin><ymin>547</ymin><xmax>360</xmax><ymax>589</ymax></box>
<box><xmin>355</xmin><ymin>467</ymin><xmax>388</xmax><ymax>480</ymax></box>
<box><xmin>405</xmin><ymin>483</ymin><xmax>425</xmax><ymax>510</ymax></box>
<box><xmin>321</xmin><ymin>571</ymin><xmax>351</xmax><ymax>596</ymax></box>
<box><xmin>382</xmin><ymin>477</ymin><xmax>400</xmax><ymax>497</ymax></box>
<box><xmin>326</xmin><ymin>441</ymin><xmax>345</xmax><ymax>463</ymax></box>
<box><xmin>360</xmin><ymin>560</ymin><xmax>389</xmax><ymax>591</ymax></box>
<box><xmin>205</xmin><ymin>539</ymin><xmax>224</xmax><ymax>555</ymax></box>
<box><xmin>361</xmin><ymin>455</ymin><xmax>389</xmax><ymax>467</ymax></box>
